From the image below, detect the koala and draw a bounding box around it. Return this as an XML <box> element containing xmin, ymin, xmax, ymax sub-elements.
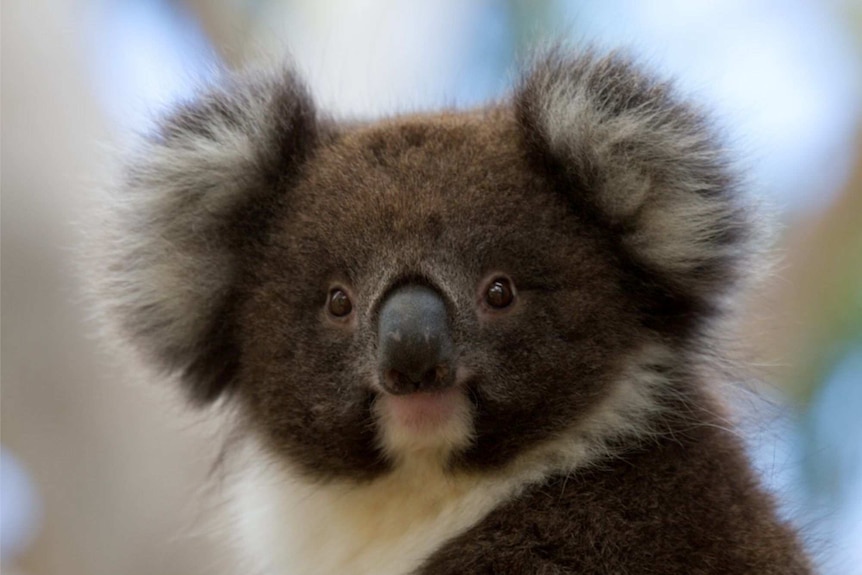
<box><xmin>95</xmin><ymin>49</ymin><xmax>813</xmax><ymax>574</ymax></box>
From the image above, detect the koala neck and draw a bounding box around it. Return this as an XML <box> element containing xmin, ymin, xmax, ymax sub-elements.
<box><xmin>230</xmin><ymin>439</ymin><xmax>513</xmax><ymax>575</ymax></box>
<box><xmin>229</xmin><ymin>344</ymin><xmax>673</xmax><ymax>575</ymax></box>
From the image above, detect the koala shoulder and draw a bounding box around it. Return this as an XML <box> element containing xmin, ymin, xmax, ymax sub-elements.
<box><xmin>419</xmin><ymin>393</ymin><xmax>812</xmax><ymax>574</ymax></box>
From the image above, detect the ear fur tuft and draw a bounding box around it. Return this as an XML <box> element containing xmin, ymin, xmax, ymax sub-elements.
<box><xmin>97</xmin><ymin>67</ymin><xmax>320</xmax><ymax>404</ymax></box>
<box><xmin>515</xmin><ymin>49</ymin><xmax>759</xmax><ymax>306</ymax></box>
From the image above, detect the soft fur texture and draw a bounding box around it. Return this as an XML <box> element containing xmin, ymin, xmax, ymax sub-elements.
<box><xmin>95</xmin><ymin>50</ymin><xmax>812</xmax><ymax>574</ymax></box>
<box><xmin>97</xmin><ymin>68</ymin><xmax>323</xmax><ymax>403</ymax></box>
<box><xmin>231</xmin><ymin>344</ymin><xmax>675</xmax><ymax>575</ymax></box>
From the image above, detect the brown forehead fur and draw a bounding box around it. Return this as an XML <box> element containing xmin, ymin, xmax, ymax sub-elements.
<box><xmin>289</xmin><ymin>110</ymin><xmax>589</xmax><ymax>259</ymax></box>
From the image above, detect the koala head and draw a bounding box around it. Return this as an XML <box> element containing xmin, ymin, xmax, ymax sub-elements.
<box><xmin>98</xmin><ymin>51</ymin><xmax>756</xmax><ymax>482</ymax></box>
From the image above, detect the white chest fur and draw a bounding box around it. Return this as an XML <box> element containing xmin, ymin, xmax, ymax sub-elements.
<box><xmin>232</xmin><ymin>453</ymin><xmax>521</xmax><ymax>575</ymax></box>
<box><xmin>230</xmin><ymin>347</ymin><xmax>667</xmax><ymax>574</ymax></box>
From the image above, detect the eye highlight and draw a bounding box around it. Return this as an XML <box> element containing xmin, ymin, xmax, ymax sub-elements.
<box><xmin>327</xmin><ymin>288</ymin><xmax>353</xmax><ymax>317</ymax></box>
<box><xmin>484</xmin><ymin>277</ymin><xmax>515</xmax><ymax>309</ymax></box>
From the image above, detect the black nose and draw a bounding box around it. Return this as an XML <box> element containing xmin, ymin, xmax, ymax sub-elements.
<box><xmin>377</xmin><ymin>285</ymin><xmax>454</xmax><ymax>395</ymax></box>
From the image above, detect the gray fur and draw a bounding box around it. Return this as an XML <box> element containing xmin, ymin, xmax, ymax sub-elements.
<box><xmin>516</xmin><ymin>50</ymin><xmax>757</xmax><ymax>303</ymax></box>
<box><xmin>95</xmin><ymin>68</ymin><xmax>320</xmax><ymax>402</ymax></box>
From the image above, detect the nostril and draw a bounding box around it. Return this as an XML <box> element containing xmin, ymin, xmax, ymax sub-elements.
<box><xmin>383</xmin><ymin>369</ymin><xmax>416</xmax><ymax>395</ymax></box>
<box><xmin>422</xmin><ymin>365</ymin><xmax>448</xmax><ymax>388</ymax></box>
<box><xmin>421</xmin><ymin>368</ymin><xmax>436</xmax><ymax>388</ymax></box>
<box><xmin>382</xmin><ymin>365</ymin><xmax>451</xmax><ymax>395</ymax></box>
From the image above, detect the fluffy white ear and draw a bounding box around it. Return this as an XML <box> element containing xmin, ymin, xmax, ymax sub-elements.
<box><xmin>96</xmin><ymin>68</ymin><xmax>321</xmax><ymax>404</ymax></box>
<box><xmin>515</xmin><ymin>50</ymin><xmax>760</xmax><ymax>307</ymax></box>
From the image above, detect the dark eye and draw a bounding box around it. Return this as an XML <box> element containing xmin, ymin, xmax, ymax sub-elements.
<box><xmin>485</xmin><ymin>278</ymin><xmax>515</xmax><ymax>309</ymax></box>
<box><xmin>328</xmin><ymin>288</ymin><xmax>353</xmax><ymax>317</ymax></box>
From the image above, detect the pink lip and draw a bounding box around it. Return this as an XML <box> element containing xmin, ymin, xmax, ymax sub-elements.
<box><xmin>383</xmin><ymin>387</ymin><xmax>463</xmax><ymax>430</ymax></box>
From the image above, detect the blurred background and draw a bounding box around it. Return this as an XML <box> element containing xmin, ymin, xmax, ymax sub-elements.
<box><xmin>2</xmin><ymin>1</ymin><xmax>861</xmax><ymax>573</ymax></box>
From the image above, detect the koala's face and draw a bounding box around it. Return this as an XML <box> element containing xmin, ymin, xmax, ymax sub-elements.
<box><xmin>104</xmin><ymin>53</ymin><xmax>751</xmax><ymax>482</ymax></box>
<box><xmin>236</xmin><ymin>114</ymin><xmax>643</xmax><ymax>479</ymax></box>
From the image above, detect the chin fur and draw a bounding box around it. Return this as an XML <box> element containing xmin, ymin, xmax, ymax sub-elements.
<box><xmin>372</xmin><ymin>390</ymin><xmax>476</xmax><ymax>466</ymax></box>
<box><xmin>230</xmin><ymin>344</ymin><xmax>671</xmax><ymax>575</ymax></box>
